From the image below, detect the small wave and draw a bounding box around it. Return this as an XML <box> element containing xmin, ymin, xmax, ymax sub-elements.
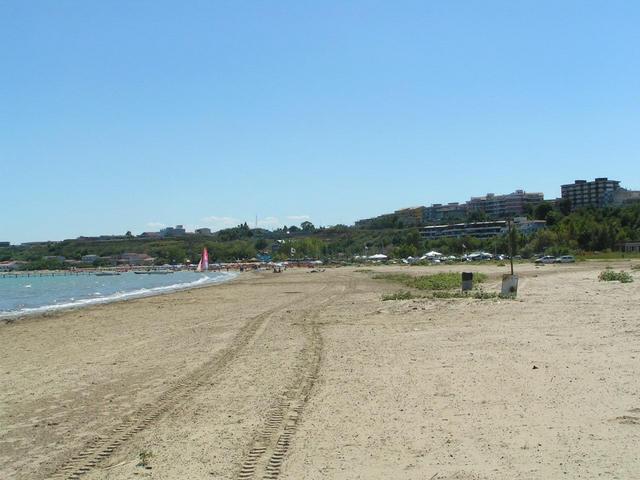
<box><xmin>0</xmin><ymin>272</ymin><xmax>236</xmax><ymax>319</ymax></box>
<box><xmin>24</xmin><ymin>285</ymin><xmax>32</xmax><ymax>288</ymax></box>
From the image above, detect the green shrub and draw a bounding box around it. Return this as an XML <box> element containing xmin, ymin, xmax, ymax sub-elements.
<box><xmin>137</xmin><ymin>450</ymin><xmax>153</xmax><ymax>468</ymax></box>
<box><xmin>473</xmin><ymin>289</ymin><xmax>501</xmax><ymax>300</ymax></box>
<box><xmin>411</xmin><ymin>273</ymin><xmax>463</xmax><ymax>290</ymax></box>
<box><xmin>598</xmin><ymin>270</ymin><xmax>633</xmax><ymax>283</ymax></box>
<box><xmin>430</xmin><ymin>289</ymin><xmax>500</xmax><ymax>300</ymax></box>
<box><xmin>373</xmin><ymin>272</ymin><xmax>486</xmax><ymax>291</ymax></box>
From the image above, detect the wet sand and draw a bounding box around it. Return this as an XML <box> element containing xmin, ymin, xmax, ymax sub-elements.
<box><xmin>1</xmin><ymin>262</ymin><xmax>639</xmax><ymax>479</ymax></box>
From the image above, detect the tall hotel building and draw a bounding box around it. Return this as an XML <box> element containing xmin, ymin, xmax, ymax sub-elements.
<box><xmin>561</xmin><ymin>178</ymin><xmax>620</xmax><ymax>211</ymax></box>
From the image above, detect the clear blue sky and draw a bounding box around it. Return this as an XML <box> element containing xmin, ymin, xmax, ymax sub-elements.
<box><xmin>1</xmin><ymin>1</ymin><xmax>639</xmax><ymax>243</ymax></box>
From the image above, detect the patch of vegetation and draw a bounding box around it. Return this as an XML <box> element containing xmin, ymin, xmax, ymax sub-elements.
<box><xmin>598</xmin><ymin>270</ymin><xmax>634</xmax><ymax>283</ymax></box>
<box><xmin>474</xmin><ymin>289</ymin><xmax>504</xmax><ymax>300</ymax></box>
<box><xmin>578</xmin><ymin>251</ymin><xmax>640</xmax><ymax>260</ymax></box>
<box><xmin>137</xmin><ymin>450</ymin><xmax>153</xmax><ymax>468</ymax></box>
<box><xmin>374</xmin><ymin>272</ymin><xmax>486</xmax><ymax>290</ymax></box>
<box><xmin>354</xmin><ymin>269</ymin><xmax>373</xmax><ymax>273</ymax></box>
<box><xmin>430</xmin><ymin>289</ymin><xmax>502</xmax><ymax>300</ymax></box>
<box><xmin>381</xmin><ymin>291</ymin><xmax>420</xmax><ymax>301</ymax></box>
<box><xmin>428</xmin><ymin>290</ymin><xmax>467</xmax><ymax>299</ymax></box>
<box><xmin>376</xmin><ymin>272</ymin><xmax>500</xmax><ymax>301</ymax></box>
<box><xmin>631</xmin><ymin>264</ymin><xmax>640</xmax><ymax>271</ymax></box>
<box><xmin>381</xmin><ymin>288</ymin><xmax>503</xmax><ymax>301</ymax></box>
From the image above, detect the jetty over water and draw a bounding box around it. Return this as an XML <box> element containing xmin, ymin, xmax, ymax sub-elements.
<box><xmin>0</xmin><ymin>271</ymin><xmax>98</xmax><ymax>279</ymax></box>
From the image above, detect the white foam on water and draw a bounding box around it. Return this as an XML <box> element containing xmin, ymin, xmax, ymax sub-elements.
<box><xmin>0</xmin><ymin>272</ymin><xmax>237</xmax><ymax>319</ymax></box>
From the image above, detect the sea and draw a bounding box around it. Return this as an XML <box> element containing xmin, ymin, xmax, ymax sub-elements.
<box><xmin>0</xmin><ymin>271</ymin><xmax>235</xmax><ymax>319</ymax></box>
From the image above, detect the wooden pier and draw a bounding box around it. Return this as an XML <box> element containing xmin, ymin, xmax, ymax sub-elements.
<box><xmin>0</xmin><ymin>271</ymin><xmax>99</xmax><ymax>279</ymax></box>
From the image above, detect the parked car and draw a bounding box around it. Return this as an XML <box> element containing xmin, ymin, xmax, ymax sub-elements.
<box><xmin>534</xmin><ymin>255</ymin><xmax>557</xmax><ymax>264</ymax></box>
<box><xmin>466</xmin><ymin>252</ymin><xmax>493</xmax><ymax>261</ymax></box>
<box><xmin>556</xmin><ymin>255</ymin><xmax>576</xmax><ymax>263</ymax></box>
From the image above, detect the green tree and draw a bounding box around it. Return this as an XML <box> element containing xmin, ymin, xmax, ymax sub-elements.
<box><xmin>255</xmin><ymin>238</ymin><xmax>268</xmax><ymax>251</ymax></box>
<box><xmin>545</xmin><ymin>210</ymin><xmax>562</xmax><ymax>227</ymax></box>
<box><xmin>558</xmin><ymin>198</ymin><xmax>572</xmax><ymax>216</ymax></box>
<box><xmin>165</xmin><ymin>246</ymin><xmax>187</xmax><ymax>264</ymax></box>
<box><xmin>405</xmin><ymin>229</ymin><xmax>421</xmax><ymax>248</ymax></box>
<box><xmin>534</xmin><ymin>202</ymin><xmax>553</xmax><ymax>220</ymax></box>
<box><xmin>394</xmin><ymin>244</ymin><xmax>417</xmax><ymax>258</ymax></box>
<box><xmin>301</xmin><ymin>221</ymin><xmax>315</xmax><ymax>232</ymax></box>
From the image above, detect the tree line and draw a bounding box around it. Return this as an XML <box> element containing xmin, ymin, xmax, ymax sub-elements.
<box><xmin>1</xmin><ymin>204</ymin><xmax>638</xmax><ymax>269</ymax></box>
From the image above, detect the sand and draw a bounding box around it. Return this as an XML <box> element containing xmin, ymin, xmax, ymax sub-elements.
<box><xmin>1</xmin><ymin>261</ymin><xmax>639</xmax><ymax>479</ymax></box>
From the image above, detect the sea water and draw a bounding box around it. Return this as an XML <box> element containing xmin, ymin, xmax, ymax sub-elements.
<box><xmin>0</xmin><ymin>271</ymin><xmax>235</xmax><ymax>318</ymax></box>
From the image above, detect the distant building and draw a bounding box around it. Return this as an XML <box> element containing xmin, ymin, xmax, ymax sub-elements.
<box><xmin>160</xmin><ymin>225</ymin><xmax>187</xmax><ymax>237</ymax></box>
<box><xmin>118</xmin><ymin>252</ymin><xmax>155</xmax><ymax>265</ymax></box>
<box><xmin>621</xmin><ymin>242</ymin><xmax>640</xmax><ymax>253</ymax></box>
<box><xmin>357</xmin><ymin>191</ymin><xmax>542</xmax><ymax>229</ymax></box>
<box><xmin>424</xmin><ymin>203</ymin><xmax>467</xmax><ymax>223</ymax></box>
<box><xmin>0</xmin><ymin>261</ymin><xmax>27</xmax><ymax>271</ymax></box>
<box><xmin>195</xmin><ymin>228</ymin><xmax>212</xmax><ymax>236</ymax></box>
<box><xmin>393</xmin><ymin>207</ymin><xmax>427</xmax><ymax>227</ymax></box>
<box><xmin>420</xmin><ymin>218</ymin><xmax>545</xmax><ymax>240</ymax></box>
<box><xmin>76</xmin><ymin>235</ymin><xmax>122</xmax><ymax>241</ymax></box>
<box><xmin>421</xmin><ymin>221</ymin><xmax>508</xmax><ymax>240</ymax></box>
<box><xmin>561</xmin><ymin>178</ymin><xmax>620</xmax><ymax>211</ymax></box>
<box><xmin>81</xmin><ymin>254</ymin><xmax>100</xmax><ymax>263</ymax></box>
<box><xmin>139</xmin><ymin>231</ymin><xmax>162</xmax><ymax>239</ymax></box>
<box><xmin>467</xmin><ymin>190</ymin><xmax>544</xmax><ymax>218</ymax></box>
<box><xmin>354</xmin><ymin>213</ymin><xmax>399</xmax><ymax>229</ymax></box>
<box><xmin>513</xmin><ymin>217</ymin><xmax>547</xmax><ymax>235</ymax></box>
<box><xmin>605</xmin><ymin>188</ymin><xmax>640</xmax><ymax>206</ymax></box>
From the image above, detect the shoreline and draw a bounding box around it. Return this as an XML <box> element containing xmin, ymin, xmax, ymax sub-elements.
<box><xmin>0</xmin><ymin>270</ymin><xmax>239</xmax><ymax>322</ymax></box>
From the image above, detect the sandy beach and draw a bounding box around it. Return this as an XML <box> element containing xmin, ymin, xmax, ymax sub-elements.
<box><xmin>1</xmin><ymin>262</ymin><xmax>639</xmax><ymax>479</ymax></box>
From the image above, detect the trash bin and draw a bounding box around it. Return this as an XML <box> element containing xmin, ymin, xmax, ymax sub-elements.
<box><xmin>461</xmin><ymin>272</ymin><xmax>473</xmax><ymax>292</ymax></box>
<box><xmin>501</xmin><ymin>274</ymin><xmax>518</xmax><ymax>297</ymax></box>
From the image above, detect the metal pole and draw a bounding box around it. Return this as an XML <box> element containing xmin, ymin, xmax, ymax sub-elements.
<box><xmin>508</xmin><ymin>219</ymin><xmax>514</xmax><ymax>275</ymax></box>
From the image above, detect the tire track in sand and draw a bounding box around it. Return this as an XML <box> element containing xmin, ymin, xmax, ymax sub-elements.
<box><xmin>236</xmin><ymin>279</ymin><xmax>353</xmax><ymax>479</ymax></box>
<box><xmin>47</xmin><ymin>286</ymin><xmax>326</xmax><ymax>480</ymax></box>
